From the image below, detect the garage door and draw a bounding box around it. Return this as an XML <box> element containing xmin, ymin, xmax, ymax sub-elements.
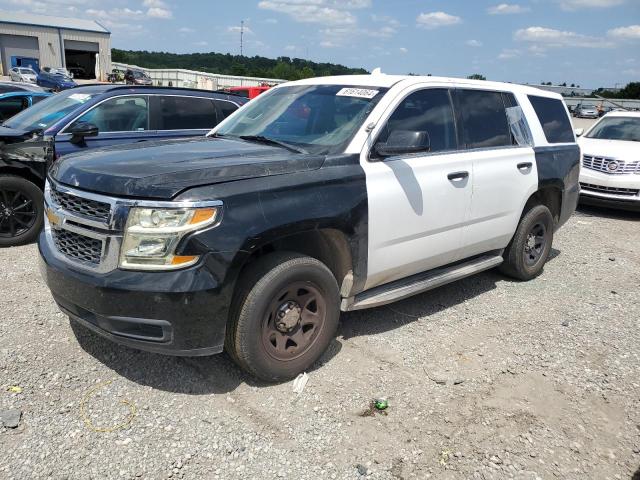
<box><xmin>0</xmin><ymin>34</ymin><xmax>39</xmax><ymax>73</ymax></box>
<box><xmin>64</xmin><ymin>40</ymin><xmax>99</xmax><ymax>52</ymax></box>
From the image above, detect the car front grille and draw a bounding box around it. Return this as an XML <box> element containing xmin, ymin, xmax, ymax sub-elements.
<box><xmin>51</xmin><ymin>229</ymin><xmax>103</xmax><ymax>265</ymax></box>
<box><xmin>50</xmin><ymin>188</ymin><xmax>111</xmax><ymax>222</ymax></box>
<box><xmin>582</xmin><ymin>155</ymin><xmax>640</xmax><ymax>175</ymax></box>
<box><xmin>580</xmin><ymin>182</ymin><xmax>640</xmax><ymax>197</ymax></box>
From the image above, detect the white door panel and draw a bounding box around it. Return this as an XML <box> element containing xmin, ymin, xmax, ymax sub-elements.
<box><xmin>463</xmin><ymin>147</ymin><xmax>538</xmax><ymax>256</ymax></box>
<box><xmin>363</xmin><ymin>152</ymin><xmax>472</xmax><ymax>290</ymax></box>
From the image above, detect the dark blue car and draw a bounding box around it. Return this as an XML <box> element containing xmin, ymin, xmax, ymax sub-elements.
<box><xmin>0</xmin><ymin>85</ymin><xmax>247</xmax><ymax>246</ymax></box>
<box><xmin>36</xmin><ymin>70</ymin><xmax>77</xmax><ymax>92</ymax></box>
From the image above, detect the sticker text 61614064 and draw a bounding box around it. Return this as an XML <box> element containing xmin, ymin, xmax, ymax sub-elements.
<box><xmin>336</xmin><ymin>88</ymin><xmax>380</xmax><ymax>99</ymax></box>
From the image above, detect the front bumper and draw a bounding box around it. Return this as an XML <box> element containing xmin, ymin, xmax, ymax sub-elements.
<box><xmin>579</xmin><ymin>168</ymin><xmax>640</xmax><ymax>211</ymax></box>
<box><xmin>39</xmin><ymin>229</ymin><xmax>229</xmax><ymax>356</ymax></box>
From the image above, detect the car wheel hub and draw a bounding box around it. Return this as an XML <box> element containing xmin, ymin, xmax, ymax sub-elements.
<box><xmin>276</xmin><ymin>301</ymin><xmax>302</xmax><ymax>332</ymax></box>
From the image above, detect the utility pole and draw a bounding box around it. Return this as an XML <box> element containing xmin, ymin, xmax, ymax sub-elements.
<box><xmin>240</xmin><ymin>20</ymin><xmax>244</xmax><ymax>57</ymax></box>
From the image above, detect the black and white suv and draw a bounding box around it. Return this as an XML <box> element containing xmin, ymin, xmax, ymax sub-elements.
<box><xmin>39</xmin><ymin>74</ymin><xmax>580</xmax><ymax>381</ymax></box>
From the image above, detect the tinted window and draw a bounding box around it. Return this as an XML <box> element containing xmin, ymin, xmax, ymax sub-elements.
<box><xmin>31</xmin><ymin>96</ymin><xmax>46</xmax><ymax>105</ymax></box>
<box><xmin>72</xmin><ymin>96</ymin><xmax>149</xmax><ymax>132</ymax></box>
<box><xmin>378</xmin><ymin>88</ymin><xmax>457</xmax><ymax>153</ymax></box>
<box><xmin>528</xmin><ymin>95</ymin><xmax>574</xmax><ymax>143</ymax></box>
<box><xmin>152</xmin><ymin>96</ymin><xmax>218</xmax><ymax>130</ymax></box>
<box><xmin>586</xmin><ymin>116</ymin><xmax>640</xmax><ymax>142</ymax></box>
<box><xmin>214</xmin><ymin>100</ymin><xmax>238</xmax><ymax>119</ymax></box>
<box><xmin>0</xmin><ymin>97</ymin><xmax>27</xmax><ymax>121</ymax></box>
<box><xmin>455</xmin><ymin>89</ymin><xmax>511</xmax><ymax>149</ymax></box>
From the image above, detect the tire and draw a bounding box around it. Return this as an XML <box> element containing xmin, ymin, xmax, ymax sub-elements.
<box><xmin>499</xmin><ymin>204</ymin><xmax>554</xmax><ymax>281</ymax></box>
<box><xmin>226</xmin><ymin>252</ymin><xmax>340</xmax><ymax>382</ymax></box>
<box><xmin>0</xmin><ymin>175</ymin><xmax>44</xmax><ymax>247</ymax></box>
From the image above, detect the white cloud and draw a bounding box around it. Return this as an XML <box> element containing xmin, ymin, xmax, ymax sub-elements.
<box><xmin>284</xmin><ymin>45</ymin><xmax>297</xmax><ymax>51</ymax></box>
<box><xmin>258</xmin><ymin>0</ymin><xmax>370</xmax><ymax>26</ymax></box>
<box><xmin>193</xmin><ymin>41</ymin><xmax>207</xmax><ymax>46</ymax></box>
<box><xmin>399</xmin><ymin>47</ymin><xmax>408</xmax><ymax>54</ymax></box>
<box><xmin>558</xmin><ymin>0</ymin><xmax>625</xmax><ymax>10</ymax></box>
<box><xmin>320</xmin><ymin>40</ymin><xmax>339</xmax><ymax>48</ymax></box>
<box><xmin>227</xmin><ymin>25</ymin><xmax>254</xmax><ymax>35</ymax></box>
<box><xmin>607</xmin><ymin>25</ymin><xmax>640</xmax><ymax>39</ymax></box>
<box><xmin>371</xmin><ymin>13</ymin><xmax>400</xmax><ymax>28</ymax></box>
<box><xmin>498</xmin><ymin>48</ymin><xmax>521</xmax><ymax>59</ymax></box>
<box><xmin>487</xmin><ymin>3</ymin><xmax>530</xmax><ymax>14</ymax></box>
<box><xmin>86</xmin><ymin>8</ymin><xmax>144</xmax><ymax>19</ymax></box>
<box><xmin>466</xmin><ymin>39</ymin><xmax>483</xmax><ymax>47</ymax></box>
<box><xmin>178</xmin><ymin>27</ymin><xmax>195</xmax><ymax>33</ymax></box>
<box><xmin>514</xmin><ymin>26</ymin><xmax>613</xmax><ymax>48</ymax></box>
<box><xmin>143</xmin><ymin>0</ymin><xmax>172</xmax><ymax>18</ymax></box>
<box><xmin>416</xmin><ymin>11</ymin><xmax>461</xmax><ymax>29</ymax></box>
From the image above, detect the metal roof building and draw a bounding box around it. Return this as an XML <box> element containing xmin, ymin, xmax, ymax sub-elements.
<box><xmin>0</xmin><ymin>11</ymin><xmax>111</xmax><ymax>80</ymax></box>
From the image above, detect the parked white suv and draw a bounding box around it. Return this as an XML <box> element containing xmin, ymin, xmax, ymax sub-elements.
<box><xmin>40</xmin><ymin>74</ymin><xmax>581</xmax><ymax>380</ymax></box>
<box><xmin>577</xmin><ymin>111</ymin><xmax>640</xmax><ymax>211</ymax></box>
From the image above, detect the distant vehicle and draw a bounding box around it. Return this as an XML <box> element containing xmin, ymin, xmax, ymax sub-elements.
<box><xmin>0</xmin><ymin>85</ymin><xmax>247</xmax><ymax>246</ymax></box>
<box><xmin>9</xmin><ymin>67</ymin><xmax>38</xmax><ymax>84</ymax></box>
<box><xmin>108</xmin><ymin>69</ymin><xmax>125</xmax><ymax>83</ymax></box>
<box><xmin>67</xmin><ymin>66</ymin><xmax>88</xmax><ymax>80</ymax></box>
<box><xmin>228</xmin><ymin>85</ymin><xmax>271</xmax><ymax>99</ymax></box>
<box><xmin>576</xmin><ymin>111</ymin><xmax>640</xmax><ymax>211</ymax></box>
<box><xmin>0</xmin><ymin>91</ymin><xmax>50</xmax><ymax>122</ymax></box>
<box><xmin>573</xmin><ymin>104</ymin><xmax>598</xmax><ymax>119</ymax></box>
<box><xmin>0</xmin><ymin>82</ymin><xmax>45</xmax><ymax>94</ymax></box>
<box><xmin>41</xmin><ymin>67</ymin><xmax>74</xmax><ymax>78</ymax></box>
<box><xmin>125</xmin><ymin>69</ymin><xmax>153</xmax><ymax>86</ymax></box>
<box><xmin>37</xmin><ymin>70</ymin><xmax>77</xmax><ymax>92</ymax></box>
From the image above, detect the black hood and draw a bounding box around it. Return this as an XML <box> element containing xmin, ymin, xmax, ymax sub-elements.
<box><xmin>51</xmin><ymin>137</ymin><xmax>325</xmax><ymax>199</ymax></box>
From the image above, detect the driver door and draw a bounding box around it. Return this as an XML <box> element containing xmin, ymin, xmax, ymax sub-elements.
<box><xmin>360</xmin><ymin>87</ymin><xmax>473</xmax><ymax>290</ymax></box>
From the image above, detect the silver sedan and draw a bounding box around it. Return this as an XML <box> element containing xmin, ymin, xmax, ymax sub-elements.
<box><xmin>9</xmin><ymin>67</ymin><xmax>38</xmax><ymax>84</ymax></box>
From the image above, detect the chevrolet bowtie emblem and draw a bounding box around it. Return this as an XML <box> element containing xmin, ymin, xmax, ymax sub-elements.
<box><xmin>46</xmin><ymin>208</ymin><xmax>61</xmax><ymax>227</ymax></box>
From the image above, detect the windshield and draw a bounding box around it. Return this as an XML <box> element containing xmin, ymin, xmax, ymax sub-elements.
<box><xmin>581</xmin><ymin>105</ymin><xmax>595</xmax><ymax>109</ymax></box>
<box><xmin>3</xmin><ymin>90</ymin><xmax>98</xmax><ymax>132</ymax></box>
<box><xmin>586</xmin><ymin>116</ymin><xmax>640</xmax><ymax>142</ymax></box>
<box><xmin>133</xmin><ymin>71</ymin><xmax>147</xmax><ymax>78</ymax></box>
<box><xmin>215</xmin><ymin>84</ymin><xmax>387</xmax><ymax>154</ymax></box>
<box><xmin>19</xmin><ymin>68</ymin><xmax>34</xmax><ymax>74</ymax></box>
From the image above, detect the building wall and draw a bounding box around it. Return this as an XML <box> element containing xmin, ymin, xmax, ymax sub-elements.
<box><xmin>0</xmin><ymin>22</ymin><xmax>110</xmax><ymax>79</ymax></box>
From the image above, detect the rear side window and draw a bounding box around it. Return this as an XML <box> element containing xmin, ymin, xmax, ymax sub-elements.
<box><xmin>378</xmin><ymin>88</ymin><xmax>457</xmax><ymax>153</ymax></box>
<box><xmin>455</xmin><ymin>89</ymin><xmax>511</xmax><ymax>149</ymax></box>
<box><xmin>0</xmin><ymin>97</ymin><xmax>27</xmax><ymax>121</ymax></box>
<box><xmin>31</xmin><ymin>96</ymin><xmax>47</xmax><ymax>105</ymax></box>
<box><xmin>528</xmin><ymin>95</ymin><xmax>574</xmax><ymax>143</ymax></box>
<box><xmin>151</xmin><ymin>96</ymin><xmax>218</xmax><ymax>130</ymax></box>
<box><xmin>214</xmin><ymin>100</ymin><xmax>239</xmax><ymax>119</ymax></box>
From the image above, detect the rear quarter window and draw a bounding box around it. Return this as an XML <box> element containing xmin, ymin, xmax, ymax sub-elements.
<box><xmin>528</xmin><ymin>95</ymin><xmax>574</xmax><ymax>143</ymax></box>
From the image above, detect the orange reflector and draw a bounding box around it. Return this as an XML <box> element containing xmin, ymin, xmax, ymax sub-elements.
<box><xmin>189</xmin><ymin>208</ymin><xmax>217</xmax><ymax>225</ymax></box>
<box><xmin>171</xmin><ymin>255</ymin><xmax>198</xmax><ymax>265</ymax></box>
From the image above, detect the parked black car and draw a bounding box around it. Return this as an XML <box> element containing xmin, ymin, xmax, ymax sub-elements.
<box><xmin>0</xmin><ymin>85</ymin><xmax>246</xmax><ymax>247</ymax></box>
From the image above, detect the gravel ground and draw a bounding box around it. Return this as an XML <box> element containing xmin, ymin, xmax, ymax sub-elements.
<box><xmin>1</xmin><ymin>204</ymin><xmax>639</xmax><ymax>480</ymax></box>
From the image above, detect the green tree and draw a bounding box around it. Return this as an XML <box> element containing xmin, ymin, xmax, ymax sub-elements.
<box><xmin>467</xmin><ymin>74</ymin><xmax>486</xmax><ymax>80</ymax></box>
<box><xmin>299</xmin><ymin>66</ymin><xmax>315</xmax><ymax>79</ymax></box>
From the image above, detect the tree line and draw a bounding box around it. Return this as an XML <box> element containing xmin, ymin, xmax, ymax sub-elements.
<box><xmin>111</xmin><ymin>49</ymin><xmax>368</xmax><ymax>81</ymax></box>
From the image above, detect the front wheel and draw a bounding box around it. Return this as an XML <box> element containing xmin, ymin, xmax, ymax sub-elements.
<box><xmin>0</xmin><ymin>175</ymin><xmax>44</xmax><ymax>247</ymax></box>
<box><xmin>226</xmin><ymin>252</ymin><xmax>340</xmax><ymax>382</ymax></box>
<box><xmin>499</xmin><ymin>204</ymin><xmax>554</xmax><ymax>281</ymax></box>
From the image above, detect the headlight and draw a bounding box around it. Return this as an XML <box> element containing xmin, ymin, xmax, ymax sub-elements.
<box><xmin>119</xmin><ymin>206</ymin><xmax>220</xmax><ymax>270</ymax></box>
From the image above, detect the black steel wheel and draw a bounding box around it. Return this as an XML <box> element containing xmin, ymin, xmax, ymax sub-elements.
<box><xmin>0</xmin><ymin>176</ymin><xmax>44</xmax><ymax>247</ymax></box>
<box><xmin>499</xmin><ymin>204</ymin><xmax>554</xmax><ymax>281</ymax></box>
<box><xmin>226</xmin><ymin>252</ymin><xmax>340</xmax><ymax>382</ymax></box>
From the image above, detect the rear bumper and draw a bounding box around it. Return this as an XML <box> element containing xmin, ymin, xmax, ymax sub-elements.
<box><xmin>38</xmin><ymin>230</ymin><xmax>229</xmax><ymax>356</ymax></box>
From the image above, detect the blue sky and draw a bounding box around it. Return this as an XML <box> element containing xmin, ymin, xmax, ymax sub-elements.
<box><xmin>2</xmin><ymin>0</ymin><xmax>639</xmax><ymax>87</ymax></box>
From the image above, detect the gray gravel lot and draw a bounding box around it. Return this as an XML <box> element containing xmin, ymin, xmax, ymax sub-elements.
<box><xmin>1</xmin><ymin>204</ymin><xmax>639</xmax><ymax>480</ymax></box>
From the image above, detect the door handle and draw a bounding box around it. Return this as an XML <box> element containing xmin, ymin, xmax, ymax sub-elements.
<box><xmin>517</xmin><ymin>162</ymin><xmax>533</xmax><ymax>170</ymax></box>
<box><xmin>447</xmin><ymin>171</ymin><xmax>469</xmax><ymax>181</ymax></box>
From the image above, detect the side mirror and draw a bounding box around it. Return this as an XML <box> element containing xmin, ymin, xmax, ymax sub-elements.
<box><xmin>375</xmin><ymin>130</ymin><xmax>431</xmax><ymax>157</ymax></box>
<box><xmin>69</xmin><ymin>122</ymin><xmax>98</xmax><ymax>144</ymax></box>
<box><xmin>574</xmin><ymin>128</ymin><xmax>584</xmax><ymax>137</ymax></box>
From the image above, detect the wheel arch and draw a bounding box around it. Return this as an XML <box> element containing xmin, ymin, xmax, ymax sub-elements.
<box><xmin>522</xmin><ymin>184</ymin><xmax>562</xmax><ymax>224</ymax></box>
<box><xmin>0</xmin><ymin>163</ymin><xmax>46</xmax><ymax>190</ymax></box>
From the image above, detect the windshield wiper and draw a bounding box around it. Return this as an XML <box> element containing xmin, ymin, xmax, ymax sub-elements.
<box><xmin>238</xmin><ymin>135</ymin><xmax>307</xmax><ymax>154</ymax></box>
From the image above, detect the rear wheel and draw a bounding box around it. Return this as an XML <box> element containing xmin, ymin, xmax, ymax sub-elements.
<box><xmin>0</xmin><ymin>175</ymin><xmax>44</xmax><ymax>247</ymax></box>
<box><xmin>499</xmin><ymin>204</ymin><xmax>554</xmax><ymax>281</ymax></box>
<box><xmin>226</xmin><ymin>252</ymin><xmax>340</xmax><ymax>382</ymax></box>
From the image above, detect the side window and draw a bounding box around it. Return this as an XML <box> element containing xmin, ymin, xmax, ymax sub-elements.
<box><xmin>214</xmin><ymin>100</ymin><xmax>239</xmax><ymax>120</ymax></box>
<box><xmin>71</xmin><ymin>96</ymin><xmax>148</xmax><ymax>132</ymax></box>
<box><xmin>377</xmin><ymin>88</ymin><xmax>457</xmax><ymax>153</ymax></box>
<box><xmin>0</xmin><ymin>97</ymin><xmax>27</xmax><ymax>121</ymax></box>
<box><xmin>455</xmin><ymin>89</ymin><xmax>511</xmax><ymax>149</ymax></box>
<box><xmin>31</xmin><ymin>96</ymin><xmax>47</xmax><ymax>105</ymax></box>
<box><xmin>151</xmin><ymin>96</ymin><xmax>218</xmax><ymax>130</ymax></box>
<box><xmin>528</xmin><ymin>95</ymin><xmax>574</xmax><ymax>144</ymax></box>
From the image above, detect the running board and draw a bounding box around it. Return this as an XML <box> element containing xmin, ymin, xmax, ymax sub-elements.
<box><xmin>342</xmin><ymin>254</ymin><xmax>503</xmax><ymax>311</ymax></box>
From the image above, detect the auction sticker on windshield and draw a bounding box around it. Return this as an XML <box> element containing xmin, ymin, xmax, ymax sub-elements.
<box><xmin>68</xmin><ymin>93</ymin><xmax>92</xmax><ymax>102</ymax></box>
<box><xmin>336</xmin><ymin>88</ymin><xmax>379</xmax><ymax>99</ymax></box>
